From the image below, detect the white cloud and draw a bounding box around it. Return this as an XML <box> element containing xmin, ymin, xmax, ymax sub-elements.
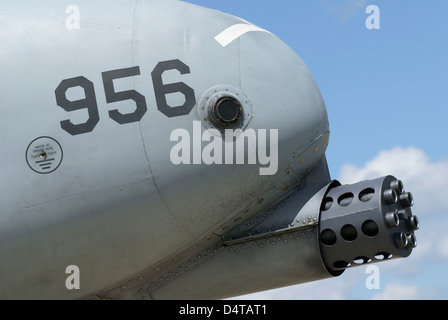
<box><xmin>339</xmin><ymin>147</ymin><xmax>448</xmax><ymax>217</ymax></box>
<box><xmin>414</xmin><ymin>223</ymin><xmax>448</xmax><ymax>265</ymax></box>
<box><xmin>339</xmin><ymin>147</ymin><xmax>448</xmax><ymax>299</ymax></box>
<box><xmin>339</xmin><ymin>146</ymin><xmax>448</xmax><ymax>263</ymax></box>
<box><xmin>372</xmin><ymin>283</ymin><xmax>420</xmax><ymax>300</ymax></box>
<box><xmin>234</xmin><ymin>147</ymin><xmax>448</xmax><ymax>300</ymax></box>
<box><xmin>437</xmin><ymin>235</ymin><xmax>448</xmax><ymax>264</ymax></box>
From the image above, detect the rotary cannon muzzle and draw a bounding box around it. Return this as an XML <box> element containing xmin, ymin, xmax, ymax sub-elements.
<box><xmin>318</xmin><ymin>176</ymin><xmax>419</xmax><ymax>276</ymax></box>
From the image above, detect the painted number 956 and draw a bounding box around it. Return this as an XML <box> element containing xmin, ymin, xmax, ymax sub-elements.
<box><xmin>55</xmin><ymin>59</ymin><xmax>196</xmax><ymax>136</ymax></box>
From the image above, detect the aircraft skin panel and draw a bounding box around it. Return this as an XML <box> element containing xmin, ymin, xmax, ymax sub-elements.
<box><xmin>134</xmin><ymin>0</ymin><xmax>329</xmax><ymax>237</ymax></box>
<box><xmin>0</xmin><ymin>0</ymin><xmax>197</xmax><ymax>299</ymax></box>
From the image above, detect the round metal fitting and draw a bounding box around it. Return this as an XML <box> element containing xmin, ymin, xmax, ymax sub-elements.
<box><xmin>214</xmin><ymin>97</ymin><xmax>242</xmax><ymax>125</ymax></box>
<box><xmin>197</xmin><ymin>85</ymin><xmax>253</xmax><ymax>132</ymax></box>
<box><xmin>383</xmin><ymin>189</ymin><xmax>398</xmax><ymax>204</ymax></box>
<box><xmin>385</xmin><ymin>212</ymin><xmax>400</xmax><ymax>228</ymax></box>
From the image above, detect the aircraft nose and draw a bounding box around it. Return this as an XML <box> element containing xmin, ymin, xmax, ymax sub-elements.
<box><xmin>209</xmin><ymin>22</ymin><xmax>330</xmax><ymax>174</ymax></box>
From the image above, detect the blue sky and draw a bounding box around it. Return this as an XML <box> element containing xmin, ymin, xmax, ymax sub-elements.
<box><xmin>186</xmin><ymin>0</ymin><xmax>448</xmax><ymax>172</ymax></box>
<box><xmin>186</xmin><ymin>0</ymin><xmax>448</xmax><ymax>300</ymax></box>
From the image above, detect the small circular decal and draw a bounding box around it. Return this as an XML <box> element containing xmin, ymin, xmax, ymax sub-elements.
<box><xmin>26</xmin><ymin>137</ymin><xmax>63</xmax><ymax>174</ymax></box>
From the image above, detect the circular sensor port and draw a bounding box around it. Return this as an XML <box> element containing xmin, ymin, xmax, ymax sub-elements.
<box><xmin>198</xmin><ymin>85</ymin><xmax>254</xmax><ymax>132</ymax></box>
<box><xmin>214</xmin><ymin>97</ymin><xmax>242</xmax><ymax>127</ymax></box>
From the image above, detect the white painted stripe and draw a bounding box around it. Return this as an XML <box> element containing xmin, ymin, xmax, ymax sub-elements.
<box><xmin>214</xmin><ymin>23</ymin><xmax>272</xmax><ymax>47</ymax></box>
